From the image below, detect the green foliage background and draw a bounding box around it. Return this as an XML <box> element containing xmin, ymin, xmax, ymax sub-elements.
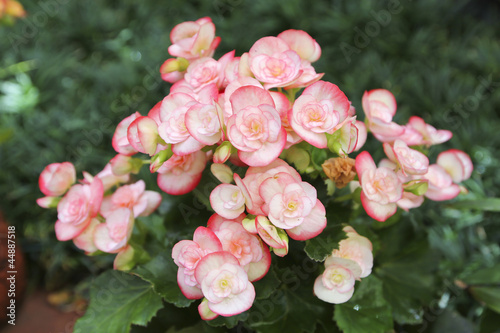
<box><xmin>0</xmin><ymin>0</ymin><xmax>499</xmax><ymax>332</ymax></box>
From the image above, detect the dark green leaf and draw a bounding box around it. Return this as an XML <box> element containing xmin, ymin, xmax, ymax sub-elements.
<box><xmin>463</xmin><ymin>264</ymin><xmax>500</xmax><ymax>286</ymax></box>
<box><xmin>375</xmin><ymin>221</ymin><xmax>438</xmax><ymax>325</ymax></box>
<box><xmin>304</xmin><ymin>203</ymin><xmax>350</xmax><ymax>261</ymax></box>
<box><xmin>254</xmin><ymin>265</ymin><xmax>281</xmax><ymax>300</ymax></box>
<box><xmin>205</xmin><ymin>312</ymin><xmax>248</xmax><ymax>329</ymax></box>
<box><xmin>255</xmin><ymin>289</ymin><xmax>329</xmax><ymax>333</ymax></box>
<box><xmin>74</xmin><ymin>270</ymin><xmax>163</xmax><ymax>333</ymax></box>
<box><xmin>334</xmin><ymin>275</ymin><xmax>393</xmax><ymax>333</ymax></box>
<box><xmin>470</xmin><ymin>286</ymin><xmax>500</xmax><ymax>314</ymax></box>
<box><xmin>133</xmin><ymin>251</ymin><xmax>194</xmax><ymax>308</ymax></box>
<box><xmin>479</xmin><ymin>309</ymin><xmax>500</xmax><ymax>333</ymax></box>
<box><xmin>430</xmin><ymin>309</ymin><xmax>475</xmax><ymax>333</ymax></box>
<box><xmin>447</xmin><ymin>198</ymin><xmax>500</xmax><ymax>212</ymax></box>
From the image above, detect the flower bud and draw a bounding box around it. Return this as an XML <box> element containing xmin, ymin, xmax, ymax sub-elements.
<box><xmin>39</xmin><ymin>162</ymin><xmax>76</xmax><ymax>197</ymax></box>
<box><xmin>213</xmin><ymin>141</ymin><xmax>233</xmax><ymax>164</ymax></box>
<box><xmin>36</xmin><ymin>196</ymin><xmax>61</xmax><ymax>209</ymax></box>
<box><xmin>210</xmin><ymin>163</ymin><xmax>233</xmax><ymax>184</ymax></box>
<box><xmin>272</xmin><ymin>240</ymin><xmax>289</xmax><ymax>257</ymax></box>
<box><xmin>160</xmin><ymin>57</ymin><xmax>189</xmax><ymax>73</ymax></box>
<box><xmin>113</xmin><ymin>245</ymin><xmax>136</xmax><ymax>271</ymax></box>
<box><xmin>403</xmin><ymin>179</ymin><xmax>429</xmax><ymax>196</ymax></box>
<box><xmin>150</xmin><ymin>147</ymin><xmax>173</xmax><ymax>173</ymax></box>
<box><xmin>110</xmin><ymin>154</ymin><xmax>143</xmax><ymax>176</ymax></box>
<box><xmin>127</xmin><ymin>116</ymin><xmax>160</xmax><ymax>156</ymax></box>
<box><xmin>242</xmin><ymin>215</ymin><xmax>258</xmax><ymax>234</ymax></box>
<box><xmin>255</xmin><ymin>215</ymin><xmax>288</xmax><ymax>250</ymax></box>
<box><xmin>198</xmin><ymin>298</ymin><xmax>218</xmax><ymax>321</ymax></box>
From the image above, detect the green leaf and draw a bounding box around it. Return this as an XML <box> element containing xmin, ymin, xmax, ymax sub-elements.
<box><xmin>254</xmin><ymin>289</ymin><xmax>330</xmax><ymax>333</ymax></box>
<box><xmin>375</xmin><ymin>221</ymin><xmax>438</xmax><ymax>325</ymax></box>
<box><xmin>462</xmin><ymin>264</ymin><xmax>500</xmax><ymax>314</ymax></box>
<box><xmin>463</xmin><ymin>264</ymin><xmax>500</xmax><ymax>285</ymax></box>
<box><xmin>479</xmin><ymin>309</ymin><xmax>500</xmax><ymax>333</ymax></box>
<box><xmin>430</xmin><ymin>309</ymin><xmax>475</xmax><ymax>333</ymax></box>
<box><xmin>334</xmin><ymin>275</ymin><xmax>393</xmax><ymax>333</ymax></box>
<box><xmin>310</xmin><ymin>147</ymin><xmax>328</xmax><ymax>172</ymax></box>
<box><xmin>133</xmin><ymin>251</ymin><xmax>195</xmax><ymax>308</ymax></box>
<box><xmin>74</xmin><ymin>270</ymin><xmax>163</xmax><ymax>333</ymax></box>
<box><xmin>447</xmin><ymin>198</ymin><xmax>500</xmax><ymax>212</ymax></box>
<box><xmin>470</xmin><ymin>286</ymin><xmax>500</xmax><ymax>314</ymax></box>
<box><xmin>304</xmin><ymin>202</ymin><xmax>350</xmax><ymax>261</ymax></box>
<box><xmin>254</xmin><ymin>265</ymin><xmax>281</xmax><ymax>300</ymax></box>
<box><xmin>205</xmin><ymin>312</ymin><xmax>248</xmax><ymax>329</ymax></box>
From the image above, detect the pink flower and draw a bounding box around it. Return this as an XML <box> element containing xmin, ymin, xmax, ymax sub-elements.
<box><xmin>355</xmin><ymin>151</ymin><xmax>403</xmax><ymax>222</ymax></box>
<box><xmin>100</xmin><ymin>180</ymin><xmax>161</xmax><ymax>218</ymax></box>
<box><xmin>234</xmin><ymin>159</ymin><xmax>301</xmax><ymax>215</ymax></box>
<box><xmin>171</xmin><ymin>80</ymin><xmax>219</xmax><ymax>104</ymax></box>
<box><xmin>158</xmin><ymin>92</ymin><xmax>204</xmax><ymax>156</ymax></box>
<box><xmin>248</xmin><ymin>36</ymin><xmax>302</xmax><ymax>89</ymax></box>
<box><xmin>330</xmin><ymin>227</ymin><xmax>373</xmax><ymax>278</ymax></box>
<box><xmin>210</xmin><ymin>184</ymin><xmax>246</xmax><ymax>219</ymax></box>
<box><xmin>73</xmin><ymin>218</ymin><xmax>100</xmax><ymax>254</ymax></box>
<box><xmin>353</xmin><ymin>120</ymin><xmax>367</xmax><ymax>151</ymax></box>
<box><xmin>55</xmin><ymin>177</ymin><xmax>104</xmax><ymax>241</ymax></box>
<box><xmin>95</xmin><ymin>164</ymin><xmax>130</xmax><ymax>192</ymax></box>
<box><xmin>437</xmin><ymin>149</ymin><xmax>473</xmax><ymax>183</ymax></box>
<box><xmin>224</xmin><ymin>57</ymin><xmax>241</xmax><ymax>84</ymax></box>
<box><xmin>157</xmin><ymin>151</ymin><xmax>207</xmax><ymax>195</ymax></box>
<box><xmin>207</xmin><ymin>214</ymin><xmax>271</xmax><ymax>281</ymax></box>
<box><xmin>362</xmin><ymin>89</ymin><xmax>404</xmax><ymax>142</ymax></box>
<box><xmin>39</xmin><ymin>162</ymin><xmax>76</xmax><ymax>197</ymax></box>
<box><xmin>168</xmin><ymin>17</ymin><xmax>221</xmax><ymax>61</ymax></box>
<box><xmin>423</xmin><ymin>164</ymin><xmax>461</xmax><ymax>201</ymax></box>
<box><xmin>185</xmin><ymin>101</ymin><xmax>224</xmax><ymax>146</ymax></box>
<box><xmin>275</xmin><ymin>30</ymin><xmax>323</xmax><ymax>89</ymax></box>
<box><xmin>223</xmin><ymin>77</ymin><xmax>263</xmax><ymax>120</ymax></box>
<box><xmin>195</xmin><ymin>251</ymin><xmax>255</xmax><ymax>317</ymax></box>
<box><xmin>402</xmin><ymin>116</ymin><xmax>452</xmax><ymax>146</ymax></box>
<box><xmin>172</xmin><ymin>226</ymin><xmax>223</xmax><ymax>299</ymax></box>
<box><xmin>397</xmin><ymin>191</ymin><xmax>425</xmax><ymax>211</ymax></box>
<box><xmin>226</xmin><ymin>86</ymin><xmax>286</xmax><ymax>166</ymax></box>
<box><xmin>383</xmin><ymin>139</ymin><xmax>429</xmax><ymax>176</ymax></box>
<box><xmin>112</xmin><ymin>112</ymin><xmax>141</xmax><ymax>156</ymax></box>
<box><xmin>127</xmin><ymin>116</ymin><xmax>160</xmax><ymax>156</ymax></box>
<box><xmin>277</xmin><ymin>29</ymin><xmax>321</xmax><ymax>63</ymax></box>
<box><xmin>258</xmin><ymin>172</ymin><xmax>327</xmax><ymax>240</ymax></box>
<box><xmin>184</xmin><ymin>51</ymin><xmax>234</xmax><ymax>92</ymax></box>
<box><xmin>314</xmin><ymin>257</ymin><xmax>362</xmax><ymax>304</ymax></box>
<box><xmin>290</xmin><ymin>81</ymin><xmax>350</xmax><ymax>148</ymax></box>
<box><xmin>94</xmin><ymin>207</ymin><xmax>134</xmax><ymax>253</ymax></box>
<box><xmin>269</xmin><ymin>91</ymin><xmax>302</xmax><ymax>148</ymax></box>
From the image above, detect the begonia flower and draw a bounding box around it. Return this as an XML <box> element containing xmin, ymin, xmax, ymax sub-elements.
<box><xmin>39</xmin><ymin>162</ymin><xmax>76</xmax><ymax>197</ymax></box>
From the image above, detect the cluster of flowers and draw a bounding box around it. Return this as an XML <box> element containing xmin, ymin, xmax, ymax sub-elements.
<box><xmin>37</xmin><ymin>162</ymin><xmax>161</xmax><ymax>269</ymax></box>
<box><xmin>355</xmin><ymin>89</ymin><xmax>473</xmax><ymax>221</ymax></box>
<box><xmin>37</xmin><ymin>17</ymin><xmax>473</xmax><ymax>319</ymax></box>
<box><xmin>314</xmin><ymin>226</ymin><xmax>373</xmax><ymax>304</ymax></box>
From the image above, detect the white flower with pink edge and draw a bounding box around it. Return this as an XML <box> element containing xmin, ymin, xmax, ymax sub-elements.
<box><xmin>226</xmin><ymin>85</ymin><xmax>286</xmax><ymax>167</ymax></box>
<box><xmin>195</xmin><ymin>251</ymin><xmax>255</xmax><ymax>317</ymax></box>
<box><xmin>355</xmin><ymin>151</ymin><xmax>403</xmax><ymax>222</ymax></box>
<box><xmin>314</xmin><ymin>257</ymin><xmax>362</xmax><ymax>304</ymax></box>
<box><xmin>290</xmin><ymin>81</ymin><xmax>351</xmax><ymax>149</ymax></box>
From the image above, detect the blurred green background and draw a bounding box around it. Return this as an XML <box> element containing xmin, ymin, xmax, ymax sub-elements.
<box><xmin>0</xmin><ymin>0</ymin><xmax>499</xmax><ymax>330</ymax></box>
